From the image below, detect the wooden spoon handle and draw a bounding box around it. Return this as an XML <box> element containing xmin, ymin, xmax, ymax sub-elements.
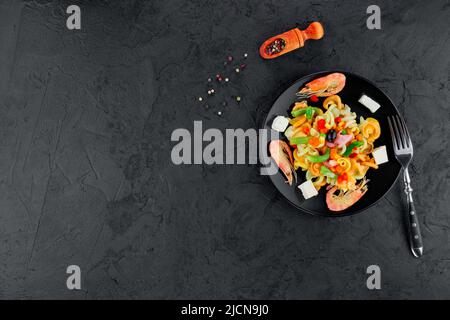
<box><xmin>301</xmin><ymin>22</ymin><xmax>325</xmax><ymax>41</ymax></box>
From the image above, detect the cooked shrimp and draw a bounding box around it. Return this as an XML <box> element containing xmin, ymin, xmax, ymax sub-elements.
<box><xmin>297</xmin><ymin>73</ymin><xmax>346</xmax><ymax>99</ymax></box>
<box><xmin>269</xmin><ymin>140</ymin><xmax>297</xmax><ymax>186</ymax></box>
<box><xmin>326</xmin><ymin>178</ymin><xmax>369</xmax><ymax>211</ymax></box>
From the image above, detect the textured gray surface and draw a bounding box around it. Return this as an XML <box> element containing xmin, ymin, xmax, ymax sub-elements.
<box><xmin>0</xmin><ymin>0</ymin><xmax>449</xmax><ymax>299</ymax></box>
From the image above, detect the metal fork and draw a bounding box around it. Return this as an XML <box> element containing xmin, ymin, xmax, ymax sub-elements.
<box><xmin>388</xmin><ymin>115</ymin><xmax>423</xmax><ymax>258</ymax></box>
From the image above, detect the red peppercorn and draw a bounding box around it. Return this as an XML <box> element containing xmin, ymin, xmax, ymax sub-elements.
<box><xmin>335</xmin><ymin>117</ymin><xmax>342</xmax><ymax>123</ymax></box>
<box><xmin>349</xmin><ymin>153</ymin><xmax>358</xmax><ymax>158</ymax></box>
<box><xmin>310</xmin><ymin>95</ymin><xmax>319</xmax><ymax>103</ymax></box>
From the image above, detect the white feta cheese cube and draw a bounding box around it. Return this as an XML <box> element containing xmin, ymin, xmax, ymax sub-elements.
<box><xmin>271</xmin><ymin>115</ymin><xmax>289</xmax><ymax>132</ymax></box>
<box><xmin>298</xmin><ymin>180</ymin><xmax>318</xmax><ymax>199</ymax></box>
<box><xmin>372</xmin><ymin>145</ymin><xmax>389</xmax><ymax>165</ymax></box>
<box><xmin>359</xmin><ymin>94</ymin><xmax>381</xmax><ymax>113</ymax></box>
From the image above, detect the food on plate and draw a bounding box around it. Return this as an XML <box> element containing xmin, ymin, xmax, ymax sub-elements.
<box><xmin>326</xmin><ymin>178</ymin><xmax>369</xmax><ymax>211</ymax></box>
<box><xmin>359</xmin><ymin>94</ymin><xmax>381</xmax><ymax>113</ymax></box>
<box><xmin>298</xmin><ymin>180</ymin><xmax>318</xmax><ymax>199</ymax></box>
<box><xmin>286</xmin><ymin>92</ymin><xmax>382</xmax><ymax>210</ymax></box>
<box><xmin>360</xmin><ymin>117</ymin><xmax>381</xmax><ymax>141</ymax></box>
<box><xmin>323</xmin><ymin>95</ymin><xmax>342</xmax><ymax>110</ymax></box>
<box><xmin>296</xmin><ymin>73</ymin><xmax>346</xmax><ymax>99</ymax></box>
<box><xmin>271</xmin><ymin>115</ymin><xmax>290</xmax><ymax>132</ymax></box>
<box><xmin>259</xmin><ymin>22</ymin><xmax>324</xmax><ymax>59</ymax></box>
<box><xmin>270</xmin><ymin>73</ymin><xmax>390</xmax><ymax>211</ymax></box>
<box><xmin>269</xmin><ymin>140</ymin><xmax>297</xmax><ymax>186</ymax></box>
<box><xmin>372</xmin><ymin>145</ymin><xmax>389</xmax><ymax>165</ymax></box>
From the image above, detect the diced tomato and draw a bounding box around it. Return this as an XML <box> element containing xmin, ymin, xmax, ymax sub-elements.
<box><xmin>338</xmin><ymin>172</ymin><xmax>348</xmax><ymax>184</ymax></box>
<box><xmin>310</xmin><ymin>95</ymin><xmax>319</xmax><ymax>103</ymax></box>
<box><xmin>349</xmin><ymin>153</ymin><xmax>358</xmax><ymax>158</ymax></box>
<box><xmin>317</xmin><ymin>119</ymin><xmax>326</xmax><ymax>129</ymax></box>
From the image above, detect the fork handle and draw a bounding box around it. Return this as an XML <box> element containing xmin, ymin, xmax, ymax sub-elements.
<box><xmin>404</xmin><ymin>168</ymin><xmax>423</xmax><ymax>258</ymax></box>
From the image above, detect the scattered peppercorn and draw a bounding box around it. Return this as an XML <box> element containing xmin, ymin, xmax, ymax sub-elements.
<box><xmin>310</xmin><ymin>95</ymin><xmax>319</xmax><ymax>103</ymax></box>
<box><xmin>197</xmin><ymin>51</ymin><xmax>249</xmax><ymax>110</ymax></box>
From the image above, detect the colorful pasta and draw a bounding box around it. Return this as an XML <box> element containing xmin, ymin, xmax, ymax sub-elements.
<box><xmin>285</xmin><ymin>94</ymin><xmax>381</xmax><ymax>195</ymax></box>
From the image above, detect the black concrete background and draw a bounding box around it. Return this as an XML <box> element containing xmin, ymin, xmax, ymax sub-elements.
<box><xmin>0</xmin><ymin>0</ymin><xmax>448</xmax><ymax>299</ymax></box>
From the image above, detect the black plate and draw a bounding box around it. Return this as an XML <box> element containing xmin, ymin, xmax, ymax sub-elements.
<box><xmin>263</xmin><ymin>71</ymin><xmax>401</xmax><ymax>217</ymax></box>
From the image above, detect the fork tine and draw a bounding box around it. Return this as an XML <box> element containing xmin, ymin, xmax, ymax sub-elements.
<box><xmin>398</xmin><ymin>117</ymin><xmax>408</xmax><ymax>148</ymax></box>
<box><xmin>398</xmin><ymin>115</ymin><xmax>412</xmax><ymax>149</ymax></box>
<box><xmin>387</xmin><ymin>117</ymin><xmax>399</xmax><ymax>151</ymax></box>
<box><xmin>396</xmin><ymin>115</ymin><xmax>408</xmax><ymax>148</ymax></box>
<box><xmin>391</xmin><ymin>116</ymin><xmax>403</xmax><ymax>149</ymax></box>
<box><xmin>394</xmin><ymin>115</ymin><xmax>407</xmax><ymax>149</ymax></box>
